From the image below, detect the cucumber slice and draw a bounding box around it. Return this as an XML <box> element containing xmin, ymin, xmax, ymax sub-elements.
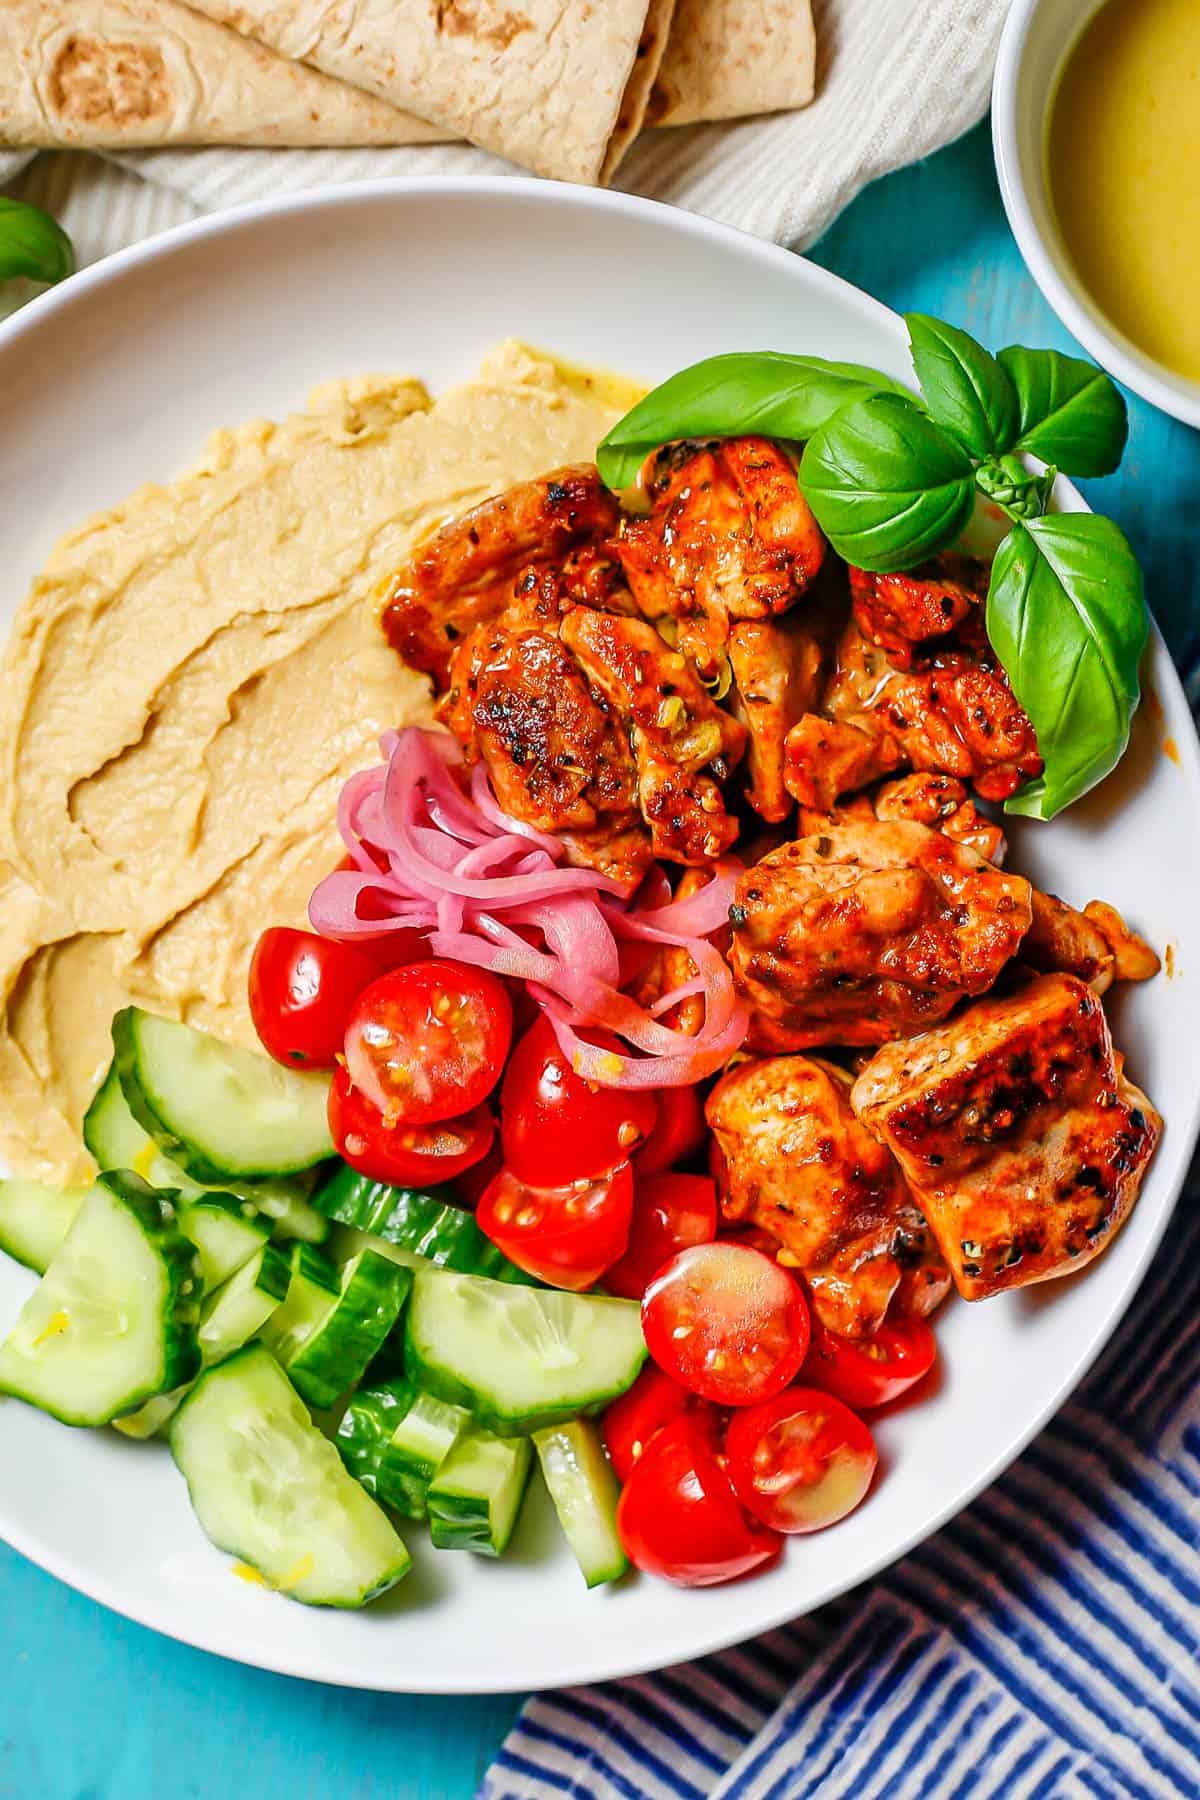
<box><xmin>336</xmin><ymin>1378</ymin><xmax>415</xmax><ymax>1498</ymax></box>
<box><xmin>112</xmin><ymin>1007</ymin><xmax>334</xmax><ymax>1181</ymax></box>
<box><xmin>0</xmin><ymin>1170</ymin><xmax>201</xmax><ymax>1426</ymax></box>
<box><xmin>311</xmin><ymin>1167</ymin><xmax>533</xmax><ymax>1282</ymax></box>
<box><xmin>259</xmin><ymin>1243</ymin><xmax>341</xmax><ymax>1361</ymax></box>
<box><xmin>170</xmin><ymin>1344</ymin><xmax>411</xmax><ymax>1606</ymax></box>
<box><xmin>381</xmin><ymin>1390</ymin><xmax>471</xmax><ymax>1519</ymax></box>
<box><xmin>427</xmin><ymin>1427</ymin><xmax>532</xmax><ymax>1555</ymax></box>
<box><xmin>405</xmin><ymin>1269</ymin><xmax>646</xmax><ymax>1435</ymax></box>
<box><xmin>178</xmin><ymin>1194</ymin><xmax>271</xmax><ymax>1293</ymax></box>
<box><xmin>115</xmin><ymin>1242</ymin><xmax>294</xmax><ymax>1439</ymax></box>
<box><xmin>279</xmin><ymin>1250</ymin><xmax>412</xmax><ymax>1412</ymax></box>
<box><xmin>0</xmin><ymin>1179</ymin><xmax>92</xmax><ymax>1274</ymax></box>
<box><xmin>86</xmin><ymin>1060</ymin><xmax>330</xmax><ymax>1243</ymax></box>
<box><xmin>534</xmin><ymin>1418</ymin><xmax>628</xmax><ymax>1588</ymax></box>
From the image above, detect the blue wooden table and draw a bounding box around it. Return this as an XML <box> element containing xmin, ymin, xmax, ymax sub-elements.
<box><xmin>2</xmin><ymin>117</ymin><xmax>1197</xmax><ymax>1800</ymax></box>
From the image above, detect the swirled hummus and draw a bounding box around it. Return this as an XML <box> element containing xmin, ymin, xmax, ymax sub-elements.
<box><xmin>0</xmin><ymin>342</ymin><xmax>627</xmax><ymax>1184</ymax></box>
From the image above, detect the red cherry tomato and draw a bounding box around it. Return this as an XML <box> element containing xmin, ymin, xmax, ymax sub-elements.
<box><xmin>328</xmin><ymin>1066</ymin><xmax>494</xmax><ymax>1186</ymax></box>
<box><xmin>603</xmin><ymin>1363</ymin><xmax>695</xmax><ymax>1483</ymax></box>
<box><xmin>500</xmin><ymin>1016</ymin><xmax>657</xmax><ymax>1185</ymax></box>
<box><xmin>343</xmin><ymin>960</ymin><xmax>512</xmax><ymax>1127</ymax></box>
<box><xmin>642</xmin><ymin>1242</ymin><xmax>810</xmax><ymax>1407</ymax></box>
<box><xmin>724</xmin><ymin>1388</ymin><xmax>877</xmax><ymax>1534</ymax></box>
<box><xmin>477</xmin><ymin>1162</ymin><xmax>634</xmax><ymax>1291</ymax></box>
<box><xmin>632</xmin><ymin>1085</ymin><xmax>707</xmax><ymax>1178</ymax></box>
<box><xmin>616</xmin><ymin>1416</ymin><xmax>783</xmax><ymax>1587</ymax></box>
<box><xmin>604</xmin><ymin>1173</ymin><xmax>718</xmax><ymax>1301</ymax></box>
<box><xmin>802</xmin><ymin>1313</ymin><xmax>937</xmax><ymax>1411</ymax></box>
<box><xmin>248</xmin><ymin>928</ymin><xmax>379</xmax><ymax>1069</ymax></box>
<box><xmin>452</xmin><ymin>1138</ymin><xmax>504</xmax><ymax>1209</ymax></box>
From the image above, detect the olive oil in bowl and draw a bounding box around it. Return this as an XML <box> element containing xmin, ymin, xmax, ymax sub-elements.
<box><xmin>1047</xmin><ymin>0</ymin><xmax>1200</xmax><ymax>384</ymax></box>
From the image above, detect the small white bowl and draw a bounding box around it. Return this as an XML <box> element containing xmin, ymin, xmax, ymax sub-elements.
<box><xmin>993</xmin><ymin>0</ymin><xmax>1200</xmax><ymax>429</ymax></box>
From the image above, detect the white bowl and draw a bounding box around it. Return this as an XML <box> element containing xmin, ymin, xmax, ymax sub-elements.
<box><xmin>0</xmin><ymin>179</ymin><xmax>1198</xmax><ymax>1694</ymax></box>
<box><xmin>993</xmin><ymin>0</ymin><xmax>1200</xmax><ymax>429</ymax></box>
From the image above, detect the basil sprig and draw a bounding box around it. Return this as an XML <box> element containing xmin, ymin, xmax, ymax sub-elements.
<box><xmin>597</xmin><ymin>314</ymin><xmax>1145</xmax><ymax>820</ymax></box>
<box><xmin>0</xmin><ymin>198</ymin><xmax>75</xmax><ymax>287</ymax></box>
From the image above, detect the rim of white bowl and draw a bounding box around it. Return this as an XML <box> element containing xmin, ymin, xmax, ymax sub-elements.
<box><xmin>993</xmin><ymin>0</ymin><xmax>1200</xmax><ymax>430</ymax></box>
<box><xmin>0</xmin><ymin>177</ymin><xmax>1197</xmax><ymax>1692</ymax></box>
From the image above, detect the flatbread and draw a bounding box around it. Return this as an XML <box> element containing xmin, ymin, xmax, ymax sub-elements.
<box><xmin>0</xmin><ymin>0</ymin><xmax>447</xmax><ymax>147</ymax></box>
<box><xmin>650</xmin><ymin>0</ymin><xmax>816</xmax><ymax>127</ymax></box>
<box><xmin>185</xmin><ymin>0</ymin><xmax>675</xmax><ymax>183</ymax></box>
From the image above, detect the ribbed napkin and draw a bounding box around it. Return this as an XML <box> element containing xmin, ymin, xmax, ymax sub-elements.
<box><xmin>482</xmin><ymin>1139</ymin><xmax>1200</xmax><ymax>1800</ymax></box>
<box><xmin>1</xmin><ymin>1</ymin><xmax>1010</xmax><ymax>261</ymax></box>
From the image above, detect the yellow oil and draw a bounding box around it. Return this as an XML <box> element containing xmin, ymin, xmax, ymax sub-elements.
<box><xmin>1047</xmin><ymin>0</ymin><xmax>1200</xmax><ymax>382</ymax></box>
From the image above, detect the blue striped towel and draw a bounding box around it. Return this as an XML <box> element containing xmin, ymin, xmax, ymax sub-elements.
<box><xmin>482</xmin><ymin>997</ymin><xmax>1200</xmax><ymax>1792</ymax></box>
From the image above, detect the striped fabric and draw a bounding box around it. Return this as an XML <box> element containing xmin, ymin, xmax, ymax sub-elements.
<box><xmin>484</xmin><ymin>1094</ymin><xmax>1200</xmax><ymax>1795</ymax></box>
<box><xmin>1</xmin><ymin>2</ymin><xmax>1010</xmax><ymax>255</ymax></box>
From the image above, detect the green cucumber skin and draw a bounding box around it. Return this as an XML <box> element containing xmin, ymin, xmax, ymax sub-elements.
<box><xmin>427</xmin><ymin>1433</ymin><xmax>533</xmax><ymax>1556</ymax></box>
<box><xmin>0</xmin><ymin>1170</ymin><xmax>202</xmax><ymax>1427</ymax></box>
<box><xmin>111</xmin><ymin>1008</ymin><xmax>332</xmax><ymax>1183</ymax></box>
<box><xmin>311</xmin><ymin>1167</ymin><xmax>534</xmax><ymax>1284</ymax></box>
<box><xmin>335</xmin><ymin>1379</ymin><xmax>416</xmax><ymax>1498</ymax></box>
<box><xmin>285</xmin><ymin>1252</ymin><xmax>412</xmax><ymax>1412</ymax></box>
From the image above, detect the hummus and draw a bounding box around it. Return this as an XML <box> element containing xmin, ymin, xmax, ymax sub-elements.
<box><xmin>0</xmin><ymin>342</ymin><xmax>627</xmax><ymax>1184</ymax></box>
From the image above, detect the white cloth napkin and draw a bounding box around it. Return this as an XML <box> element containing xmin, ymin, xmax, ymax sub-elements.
<box><xmin>1</xmin><ymin>0</ymin><xmax>1010</xmax><ymax>270</ymax></box>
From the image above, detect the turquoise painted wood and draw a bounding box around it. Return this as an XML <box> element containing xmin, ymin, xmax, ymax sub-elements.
<box><xmin>2</xmin><ymin>117</ymin><xmax>1197</xmax><ymax>1799</ymax></box>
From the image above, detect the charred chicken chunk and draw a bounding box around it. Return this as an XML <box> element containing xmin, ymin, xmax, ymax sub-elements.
<box><xmin>706</xmin><ymin>1054</ymin><xmax>949</xmax><ymax>1338</ymax></box>
<box><xmin>1020</xmin><ymin>891</ymin><xmax>1160</xmax><ymax>993</ymax></box>
<box><xmin>730</xmin><ymin>819</ymin><xmax>1033</xmax><ymax>1051</ymax></box>
<box><xmin>852</xmin><ymin>974</ymin><xmax>1160</xmax><ymax>1300</ymax></box>
<box><xmin>614</xmin><ymin>437</ymin><xmax>826</xmax><ymax>682</ymax></box>
<box><xmin>849</xmin><ymin>557</ymin><xmax>982</xmax><ymax>667</ymax></box>
<box><xmin>871</xmin><ymin>773</ymin><xmax>1007</xmax><ymax>865</ymax></box>
<box><xmin>380</xmin><ymin>466</ymin><xmax>619</xmax><ymax>688</ymax></box>
<box><xmin>561</xmin><ymin>607</ymin><xmax>745</xmax><ymax>865</ymax></box>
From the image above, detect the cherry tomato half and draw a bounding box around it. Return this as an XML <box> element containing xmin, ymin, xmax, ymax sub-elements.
<box><xmin>343</xmin><ymin>959</ymin><xmax>512</xmax><ymax>1127</ymax></box>
<box><xmin>603</xmin><ymin>1363</ymin><xmax>696</xmax><ymax>1484</ymax></box>
<box><xmin>632</xmin><ymin>1084</ymin><xmax>707</xmax><ymax>1178</ymax></box>
<box><xmin>802</xmin><ymin>1313</ymin><xmax>937</xmax><ymax>1411</ymax></box>
<box><xmin>604</xmin><ymin>1173</ymin><xmax>718</xmax><ymax>1301</ymax></box>
<box><xmin>500</xmin><ymin>1016</ymin><xmax>657</xmax><ymax>1187</ymax></box>
<box><xmin>248</xmin><ymin>928</ymin><xmax>380</xmax><ymax>1069</ymax></box>
<box><xmin>477</xmin><ymin>1162</ymin><xmax>634</xmax><ymax>1291</ymax></box>
<box><xmin>616</xmin><ymin>1416</ymin><xmax>782</xmax><ymax>1587</ymax></box>
<box><xmin>724</xmin><ymin>1388</ymin><xmax>877</xmax><ymax>1534</ymax></box>
<box><xmin>328</xmin><ymin>1066</ymin><xmax>494</xmax><ymax>1187</ymax></box>
<box><xmin>642</xmin><ymin>1242</ymin><xmax>810</xmax><ymax>1407</ymax></box>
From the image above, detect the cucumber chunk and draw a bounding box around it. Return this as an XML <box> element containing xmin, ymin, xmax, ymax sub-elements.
<box><xmin>86</xmin><ymin>1059</ymin><xmax>330</xmax><ymax>1243</ymax></box>
<box><xmin>405</xmin><ymin>1269</ymin><xmax>647</xmax><ymax>1435</ymax></box>
<box><xmin>279</xmin><ymin>1250</ymin><xmax>412</xmax><ymax>1412</ymax></box>
<box><xmin>381</xmin><ymin>1390</ymin><xmax>472</xmax><ymax>1518</ymax></box>
<box><xmin>311</xmin><ymin>1167</ymin><xmax>533</xmax><ymax>1282</ymax></box>
<box><xmin>0</xmin><ymin>1170</ymin><xmax>201</xmax><ymax>1426</ymax></box>
<box><xmin>0</xmin><ymin>1179</ymin><xmax>92</xmax><ymax>1274</ymax></box>
<box><xmin>336</xmin><ymin>1379</ymin><xmax>416</xmax><ymax>1499</ymax></box>
<box><xmin>427</xmin><ymin>1427</ymin><xmax>532</xmax><ymax>1555</ymax></box>
<box><xmin>170</xmin><ymin>1345</ymin><xmax>411</xmax><ymax>1606</ymax></box>
<box><xmin>534</xmin><ymin>1419</ymin><xmax>628</xmax><ymax>1588</ymax></box>
<box><xmin>115</xmin><ymin>1242</ymin><xmax>293</xmax><ymax>1439</ymax></box>
<box><xmin>178</xmin><ymin>1194</ymin><xmax>271</xmax><ymax>1292</ymax></box>
<box><xmin>259</xmin><ymin>1244</ymin><xmax>341</xmax><ymax>1360</ymax></box>
<box><xmin>112</xmin><ymin>1008</ymin><xmax>334</xmax><ymax>1181</ymax></box>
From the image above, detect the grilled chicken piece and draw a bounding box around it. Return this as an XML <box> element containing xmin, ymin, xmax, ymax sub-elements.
<box><xmin>380</xmin><ymin>466</ymin><xmax>619</xmax><ymax>688</ymax></box>
<box><xmin>614</xmin><ymin>437</ymin><xmax>826</xmax><ymax>683</ymax></box>
<box><xmin>872</xmin><ymin>773</ymin><xmax>1007</xmax><ymax>864</ymax></box>
<box><xmin>727</xmin><ymin>604</ymin><xmax>835</xmax><ymax>823</ymax></box>
<box><xmin>707</xmin><ymin>1054</ymin><xmax>950</xmax><ymax>1338</ymax></box>
<box><xmin>849</xmin><ymin>557</ymin><xmax>981</xmax><ymax>667</ymax></box>
<box><xmin>561</xmin><ymin>607</ymin><xmax>745</xmax><ymax>865</ymax></box>
<box><xmin>852</xmin><ymin>974</ymin><xmax>1161</xmax><ymax>1300</ymax></box>
<box><xmin>785</xmin><ymin>580</ymin><xmax>1043</xmax><ymax>809</ymax></box>
<box><xmin>730</xmin><ymin>819</ymin><xmax>1032</xmax><ymax>1051</ymax></box>
<box><xmin>1021</xmin><ymin>891</ymin><xmax>1161</xmax><ymax>994</ymax></box>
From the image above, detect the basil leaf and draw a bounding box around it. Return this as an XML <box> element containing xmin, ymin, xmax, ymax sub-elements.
<box><xmin>797</xmin><ymin>392</ymin><xmax>976</xmax><ymax>572</ymax></box>
<box><xmin>987</xmin><ymin>513</ymin><xmax>1148</xmax><ymax>820</ymax></box>
<box><xmin>906</xmin><ymin>314</ymin><xmax>1019</xmax><ymax>457</ymax></box>
<box><xmin>997</xmin><ymin>347</ymin><xmax>1128</xmax><ymax>476</ymax></box>
<box><xmin>596</xmin><ymin>353</ymin><xmax>910</xmax><ymax>490</ymax></box>
<box><xmin>0</xmin><ymin>198</ymin><xmax>75</xmax><ymax>287</ymax></box>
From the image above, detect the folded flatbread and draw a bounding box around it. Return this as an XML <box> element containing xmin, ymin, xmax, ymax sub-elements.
<box><xmin>650</xmin><ymin>0</ymin><xmax>816</xmax><ymax>127</ymax></box>
<box><xmin>184</xmin><ymin>0</ymin><xmax>676</xmax><ymax>183</ymax></box>
<box><xmin>0</xmin><ymin>0</ymin><xmax>447</xmax><ymax>147</ymax></box>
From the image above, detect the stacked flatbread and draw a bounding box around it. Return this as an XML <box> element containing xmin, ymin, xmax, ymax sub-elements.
<box><xmin>1</xmin><ymin>0</ymin><xmax>816</xmax><ymax>182</ymax></box>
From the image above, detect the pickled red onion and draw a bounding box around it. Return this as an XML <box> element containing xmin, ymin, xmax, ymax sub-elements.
<box><xmin>308</xmin><ymin>725</ymin><xmax>747</xmax><ymax>1087</ymax></box>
